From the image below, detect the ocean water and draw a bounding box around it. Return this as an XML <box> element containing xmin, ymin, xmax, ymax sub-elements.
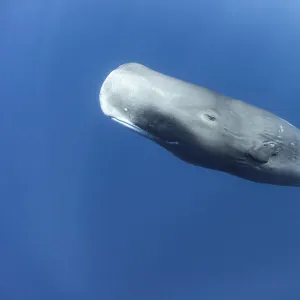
<box><xmin>1</xmin><ymin>1</ymin><xmax>300</xmax><ymax>299</ymax></box>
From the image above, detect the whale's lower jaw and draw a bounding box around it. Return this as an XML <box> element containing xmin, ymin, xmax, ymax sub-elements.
<box><xmin>111</xmin><ymin>117</ymin><xmax>156</xmax><ymax>141</ymax></box>
<box><xmin>111</xmin><ymin>117</ymin><xmax>179</xmax><ymax>146</ymax></box>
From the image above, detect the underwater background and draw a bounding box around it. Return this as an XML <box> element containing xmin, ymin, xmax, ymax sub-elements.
<box><xmin>1</xmin><ymin>0</ymin><xmax>300</xmax><ymax>299</ymax></box>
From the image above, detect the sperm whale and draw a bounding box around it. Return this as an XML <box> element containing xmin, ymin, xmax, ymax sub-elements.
<box><xmin>100</xmin><ymin>62</ymin><xmax>300</xmax><ymax>186</ymax></box>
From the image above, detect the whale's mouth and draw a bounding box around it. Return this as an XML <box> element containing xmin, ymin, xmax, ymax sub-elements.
<box><xmin>111</xmin><ymin>117</ymin><xmax>179</xmax><ymax>145</ymax></box>
<box><xmin>111</xmin><ymin>117</ymin><xmax>155</xmax><ymax>140</ymax></box>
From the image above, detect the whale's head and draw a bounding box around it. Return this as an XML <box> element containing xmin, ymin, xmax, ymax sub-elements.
<box><xmin>100</xmin><ymin>63</ymin><xmax>179</xmax><ymax>146</ymax></box>
<box><xmin>99</xmin><ymin>63</ymin><xmax>227</xmax><ymax>167</ymax></box>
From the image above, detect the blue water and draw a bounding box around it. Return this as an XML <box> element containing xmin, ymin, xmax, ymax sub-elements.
<box><xmin>1</xmin><ymin>1</ymin><xmax>300</xmax><ymax>299</ymax></box>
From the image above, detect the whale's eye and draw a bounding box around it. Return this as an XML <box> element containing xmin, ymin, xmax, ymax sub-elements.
<box><xmin>204</xmin><ymin>114</ymin><xmax>216</xmax><ymax>121</ymax></box>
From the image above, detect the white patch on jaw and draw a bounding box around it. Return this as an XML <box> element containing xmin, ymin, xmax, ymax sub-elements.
<box><xmin>279</xmin><ymin>125</ymin><xmax>284</xmax><ymax>133</ymax></box>
<box><xmin>165</xmin><ymin>141</ymin><xmax>179</xmax><ymax>145</ymax></box>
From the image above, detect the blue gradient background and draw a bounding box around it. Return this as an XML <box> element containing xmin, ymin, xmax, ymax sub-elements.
<box><xmin>1</xmin><ymin>1</ymin><xmax>300</xmax><ymax>299</ymax></box>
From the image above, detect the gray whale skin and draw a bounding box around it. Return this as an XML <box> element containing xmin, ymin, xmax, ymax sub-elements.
<box><xmin>100</xmin><ymin>63</ymin><xmax>300</xmax><ymax>187</ymax></box>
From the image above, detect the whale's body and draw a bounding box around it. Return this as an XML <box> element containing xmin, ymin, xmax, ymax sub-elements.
<box><xmin>100</xmin><ymin>63</ymin><xmax>300</xmax><ymax>186</ymax></box>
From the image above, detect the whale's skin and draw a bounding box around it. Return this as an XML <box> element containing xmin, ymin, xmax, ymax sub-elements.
<box><xmin>100</xmin><ymin>62</ymin><xmax>300</xmax><ymax>186</ymax></box>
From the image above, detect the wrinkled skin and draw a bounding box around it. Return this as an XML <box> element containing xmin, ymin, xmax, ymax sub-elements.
<box><xmin>100</xmin><ymin>63</ymin><xmax>300</xmax><ymax>186</ymax></box>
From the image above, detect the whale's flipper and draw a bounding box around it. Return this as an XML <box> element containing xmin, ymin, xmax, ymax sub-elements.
<box><xmin>248</xmin><ymin>142</ymin><xmax>279</xmax><ymax>163</ymax></box>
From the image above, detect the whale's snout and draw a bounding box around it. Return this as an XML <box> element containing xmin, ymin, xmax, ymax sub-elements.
<box><xmin>99</xmin><ymin>63</ymin><xmax>147</xmax><ymax>120</ymax></box>
<box><xmin>99</xmin><ymin>69</ymin><xmax>117</xmax><ymax>118</ymax></box>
